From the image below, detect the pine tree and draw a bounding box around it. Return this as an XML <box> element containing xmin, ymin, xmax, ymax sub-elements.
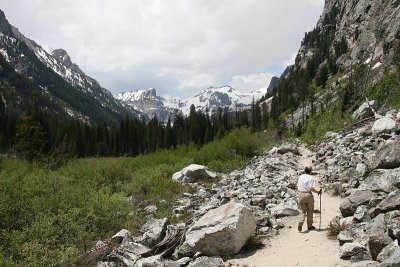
<box><xmin>164</xmin><ymin>119</ymin><xmax>173</xmax><ymax>149</ymax></box>
<box><xmin>261</xmin><ymin>102</ymin><xmax>269</xmax><ymax>130</ymax></box>
<box><xmin>15</xmin><ymin>115</ymin><xmax>46</xmax><ymax>162</ymax></box>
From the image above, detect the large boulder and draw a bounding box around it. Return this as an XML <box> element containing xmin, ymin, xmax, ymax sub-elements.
<box><xmin>134</xmin><ymin>218</ymin><xmax>169</xmax><ymax>248</ymax></box>
<box><xmin>172</xmin><ymin>164</ymin><xmax>217</xmax><ymax>183</ymax></box>
<box><xmin>105</xmin><ymin>242</ymin><xmax>151</xmax><ymax>266</ymax></box>
<box><xmin>340</xmin><ymin>190</ymin><xmax>376</xmax><ymax>217</ymax></box>
<box><xmin>358</xmin><ymin>169</ymin><xmax>400</xmax><ymax>193</ymax></box>
<box><xmin>277</xmin><ymin>143</ymin><xmax>300</xmax><ymax>155</ymax></box>
<box><xmin>111</xmin><ymin>229</ymin><xmax>131</xmax><ymax>244</ymax></box>
<box><xmin>270</xmin><ymin>199</ymin><xmax>299</xmax><ymax>217</ymax></box>
<box><xmin>377</xmin><ymin>241</ymin><xmax>400</xmax><ymax>265</ymax></box>
<box><xmin>354</xmin><ymin>100</ymin><xmax>379</xmax><ymax>119</ymax></box>
<box><xmin>373</xmin><ymin>137</ymin><xmax>400</xmax><ymax>169</ymax></box>
<box><xmin>370</xmin><ymin>190</ymin><xmax>400</xmax><ymax>218</ymax></box>
<box><xmin>339</xmin><ymin>242</ymin><xmax>372</xmax><ymax>262</ymax></box>
<box><xmin>176</xmin><ymin>202</ymin><xmax>256</xmax><ymax>257</ymax></box>
<box><xmin>372</xmin><ymin>117</ymin><xmax>396</xmax><ymax>136</ymax></box>
<box><xmin>367</xmin><ymin>229</ymin><xmax>393</xmax><ymax>260</ymax></box>
<box><xmin>337</xmin><ymin>224</ymin><xmax>369</xmax><ymax>246</ymax></box>
<box><xmin>385</xmin><ymin>211</ymin><xmax>400</xmax><ymax>240</ymax></box>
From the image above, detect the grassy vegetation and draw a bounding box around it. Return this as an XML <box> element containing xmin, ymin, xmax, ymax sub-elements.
<box><xmin>300</xmin><ymin>101</ymin><xmax>356</xmax><ymax>145</ymax></box>
<box><xmin>0</xmin><ymin>127</ymin><xmax>274</xmax><ymax>266</ymax></box>
<box><xmin>366</xmin><ymin>70</ymin><xmax>400</xmax><ymax>108</ymax></box>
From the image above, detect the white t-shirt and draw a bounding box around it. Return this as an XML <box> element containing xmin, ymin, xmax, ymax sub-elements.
<box><xmin>297</xmin><ymin>174</ymin><xmax>316</xmax><ymax>192</ymax></box>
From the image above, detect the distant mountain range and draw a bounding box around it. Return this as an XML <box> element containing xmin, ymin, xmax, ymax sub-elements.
<box><xmin>115</xmin><ymin>86</ymin><xmax>269</xmax><ymax>122</ymax></box>
<box><xmin>0</xmin><ymin>9</ymin><xmax>271</xmax><ymax>124</ymax></box>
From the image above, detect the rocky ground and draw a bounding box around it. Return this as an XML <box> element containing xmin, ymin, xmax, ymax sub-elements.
<box><xmin>92</xmin><ymin>104</ymin><xmax>400</xmax><ymax>267</ymax></box>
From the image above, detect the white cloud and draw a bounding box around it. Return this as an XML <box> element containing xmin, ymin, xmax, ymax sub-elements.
<box><xmin>177</xmin><ymin>72</ymin><xmax>217</xmax><ymax>92</ymax></box>
<box><xmin>1</xmin><ymin>0</ymin><xmax>325</xmax><ymax>98</ymax></box>
<box><xmin>230</xmin><ymin>73</ymin><xmax>274</xmax><ymax>92</ymax></box>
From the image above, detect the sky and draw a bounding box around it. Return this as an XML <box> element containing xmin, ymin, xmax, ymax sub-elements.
<box><xmin>1</xmin><ymin>0</ymin><xmax>324</xmax><ymax>98</ymax></box>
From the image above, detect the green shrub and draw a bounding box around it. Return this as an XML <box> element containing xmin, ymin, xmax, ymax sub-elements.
<box><xmin>225</xmin><ymin>127</ymin><xmax>260</xmax><ymax>157</ymax></box>
<box><xmin>366</xmin><ymin>70</ymin><xmax>400</xmax><ymax>108</ymax></box>
<box><xmin>0</xmin><ymin>126</ymin><xmax>273</xmax><ymax>265</ymax></box>
<box><xmin>301</xmin><ymin>102</ymin><xmax>355</xmax><ymax>144</ymax></box>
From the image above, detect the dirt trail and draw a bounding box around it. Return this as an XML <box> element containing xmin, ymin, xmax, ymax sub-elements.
<box><xmin>228</xmin><ymin>146</ymin><xmax>350</xmax><ymax>267</ymax></box>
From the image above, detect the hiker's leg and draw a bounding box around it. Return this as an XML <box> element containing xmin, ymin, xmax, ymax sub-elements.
<box><xmin>306</xmin><ymin>194</ymin><xmax>314</xmax><ymax>227</ymax></box>
<box><xmin>298</xmin><ymin>193</ymin><xmax>308</xmax><ymax>226</ymax></box>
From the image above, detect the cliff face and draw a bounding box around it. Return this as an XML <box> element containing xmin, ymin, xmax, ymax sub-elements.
<box><xmin>296</xmin><ymin>0</ymin><xmax>400</xmax><ymax>72</ymax></box>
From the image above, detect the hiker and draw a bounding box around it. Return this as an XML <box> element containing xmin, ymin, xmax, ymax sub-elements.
<box><xmin>297</xmin><ymin>166</ymin><xmax>322</xmax><ymax>232</ymax></box>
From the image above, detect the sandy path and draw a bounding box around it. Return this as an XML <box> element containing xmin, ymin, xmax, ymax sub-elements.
<box><xmin>228</xmin><ymin>146</ymin><xmax>350</xmax><ymax>267</ymax></box>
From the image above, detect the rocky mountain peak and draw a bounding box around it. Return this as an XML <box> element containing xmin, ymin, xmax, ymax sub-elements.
<box><xmin>52</xmin><ymin>48</ymin><xmax>84</xmax><ymax>75</ymax></box>
<box><xmin>0</xmin><ymin>9</ymin><xmax>12</xmax><ymax>35</ymax></box>
<box><xmin>296</xmin><ymin>0</ymin><xmax>400</xmax><ymax>72</ymax></box>
<box><xmin>143</xmin><ymin>88</ymin><xmax>157</xmax><ymax>98</ymax></box>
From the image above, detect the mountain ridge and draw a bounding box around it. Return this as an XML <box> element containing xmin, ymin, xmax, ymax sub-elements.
<box><xmin>0</xmin><ymin>9</ymin><xmax>139</xmax><ymax>124</ymax></box>
<box><xmin>115</xmin><ymin>85</ymin><xmax>269</xmax><ymax>122</ymax></box>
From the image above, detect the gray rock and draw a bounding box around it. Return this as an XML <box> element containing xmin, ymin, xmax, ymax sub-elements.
<box><xmin>135</xmin><ymin>218</ymin><xmax>169</xmax><ymax>248</ymax></box>
<box><xmin>143</xmin><ymin>205</ymin><xmax>158</xmax><ymax>214</ymax></box>
<box><xmin>270</xmin><ymin>199</ymin><xmax>299</xmax><ymax>217</ymax></box>
<box><xmin>354</xmin><ymin>101</ymin><xmax>379</xmax><ymax>119</ymax></box>
<box><xmin>372</xmin><ymin>118</ymin><xmax>396</xmax><ymax>136</ymax></box>
<box><xmin>340</xmin><ymin>168</ymin><xmax>360</xmax><ymax>183</ymax></box>
<box><xmin>133</xmin><ymin>255</ymin><xmax>162</xmax><ymax>267</ymax></box>
<box><xmin>177</xmin><ymin>202</ymin><xmax>256</xmax><ymax>257</ymax></box>
<box><xmin>377</xmin><ymin>241</ymin><xmax>400</xmax><ymax>265</ymax></box>
<box><xmin>371</xmin><ymin>190</ymin><xmax>400</xmax><ymax>218</ymax></box>
<box><xmin>338</xmin><ymin>225</ymin><xmax>368</xmax><ymax>246</ymax></box>
<box><xmin>340</xmin><ymin>190</ymin><xmax>376</xmax><ymax>217</ymax></box>
<box><xmin>177</xmin><ymin>257</ymin><xmax>192</xmax><ymax>266</ymax></box>
<box><xmin>356</xmin><ymin>163</ymin><xmax>368</xmax><ymax>177</ymax></box>
<box><xmin>111</xmin><ymin>229</ymin><xmax>131</xmax><ymax>244</ymax></box>
<box><xmin>358</xmin><ymin>169</ymin><xmax>400</xmax><ymax>193</ymax></box>
<box><xmin>367</xmin><ymin>229</ymin><xmax>393</xmax><ymax>260</ymax></box>
<box><xmin>277</xmin><ymin>143</ymin><xmax>300</xmax><ymax>155</ymax></box>
<box><xmin>107</xmin><ymin>242</ymin><xmax>151</xmax><ymax>266</ymax></box>
<box><xmin>324</xmin><ymin>131</ymin><xmax>338</xmax><ymax>139</ymax></box>
<box><xmin>338</xmin><ymin>229</ymin><xmax>357</xmax><ymax>246</ymax></box>
<box><xmin>97</xmin><ymin>262</ymin><xmax>118</xmax><ymax>267</ymax></box>
<box><xmin>172</xmin><ymin>164</ymin><xmax>217</xmax><ymax>183</ymax></box>
<box><xmin>373</xmin><ymin>137</ymin><xmax>400</xmax><ymax>169</ymax></box>
<box><xmin>340</xmin><ymin>242</ymin><xmax>372</xmax><ymax>262</ymax></box>
<box><xmin>385</xmin><ymin>211</ymin><xmax>400</xmax><ymax>240</ymax></box>
<box><xmin>187</xmin><ymin>256</ymin><xmax>224</xmax><ymax>267</ymax></box>
<box><xmin>354</xmin><ymin>205</ymin><xmax>371</xmax><ymax>223</ymax></box>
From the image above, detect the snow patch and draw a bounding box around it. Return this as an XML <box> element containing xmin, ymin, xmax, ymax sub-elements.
<box><xmin>372</xmin><ymin>62</ymin><xmax>382</xmax><ymax>70</ymax></box>
<box><xmin>0</xmin><ymin>49</ymin><xmax>10</xmax><ymax>62</ymax></box>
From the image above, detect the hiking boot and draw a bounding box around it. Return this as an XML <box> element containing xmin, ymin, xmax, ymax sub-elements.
<box><xmin>308</xmin><ymin>226</ymin><xmax>316</xmax><ymax>230</ymax></box>
<box><xmin>298</xmin><ymin>223</ymin><xmax>302</xmax><ymax>232</ymax></box>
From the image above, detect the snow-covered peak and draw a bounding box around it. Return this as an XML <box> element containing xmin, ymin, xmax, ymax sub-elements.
<box><xmin>52</xmin><ymin>49</ymin><xmax>84</xmax><ymax>75</ymax></box>
<box><xmin>181</xmin><ymin>85</ymin><xmax>268</xmax><ymax>115</ymax></box>
<box><xmin>115</xmin><ymin>85</ymin><xmax>269</xmax><ymax>121</ymax></box>
<box><xmin>115</xmin><ymin>88</ymin><xmax>158</xmax><ymax>102</ymax></box>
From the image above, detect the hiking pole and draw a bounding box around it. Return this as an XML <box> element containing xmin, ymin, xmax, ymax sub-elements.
<box><xmin>319</xmin><ymin>192</ymin><xmax>322</xmax><ymax>230</ymax></box>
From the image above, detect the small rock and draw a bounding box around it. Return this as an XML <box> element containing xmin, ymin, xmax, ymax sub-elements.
<box><xmin>339</xmin><ymin>242</ymin><xmax>372</xmax><ymax>262</ymax></box>
<box><xmin>372</xmin><ymin>117</ymin><xmax>396</xmax><ymax>136</ymax></box>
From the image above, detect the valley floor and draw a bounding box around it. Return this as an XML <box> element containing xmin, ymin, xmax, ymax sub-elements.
<box><xmin>228</xmin><ymin>147</ymin><xmax>350</xmax><ymax>267</ymax></box>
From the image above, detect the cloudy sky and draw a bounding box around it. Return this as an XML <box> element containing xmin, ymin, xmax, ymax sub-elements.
<box><xmin>1</xmin><ymin>0</ymin><xmax>324</xmax><ymax>98</ymax></box>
